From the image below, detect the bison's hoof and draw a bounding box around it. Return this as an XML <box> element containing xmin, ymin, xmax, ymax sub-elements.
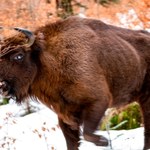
<box><xmin>95</xmin><ymin>136</ymin><xmax>108</xmax><ymax>146</ymax></box>
<box><xmin>84</xmin><ymin>133</ymin><xmax>108</xmax><ymax>146</ymax></box>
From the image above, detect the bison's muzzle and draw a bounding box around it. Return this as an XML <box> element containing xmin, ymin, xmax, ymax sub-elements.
<box><xmin>0</xmin><ymin>80</ymin><xmax>13</xmax><ymax>98</ymax></box>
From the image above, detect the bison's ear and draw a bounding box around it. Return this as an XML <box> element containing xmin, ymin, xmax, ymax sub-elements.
<box><xmin>13</xmin><ymin>27</ymin><xmax>35</xmax><ymax>48</ymax></box>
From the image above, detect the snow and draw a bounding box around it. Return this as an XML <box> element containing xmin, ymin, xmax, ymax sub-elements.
<box><xmin>0</xmin><ymin>100</ymin><xmax>144</xmax><ymax>150</ymax></box>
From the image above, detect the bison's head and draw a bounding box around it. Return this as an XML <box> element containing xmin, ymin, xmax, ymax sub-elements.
<box><xmin>0</xmin><ymin>28</ymin><xmax>39</xmax><ymax>102</ymax></box>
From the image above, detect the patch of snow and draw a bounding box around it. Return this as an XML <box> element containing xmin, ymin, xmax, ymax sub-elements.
<box><xmin>0</xmin><ymin>101</ymin><xmax>144</xmax><ymax>150</ymax></box>
<box><xmin>116</xmin><ymin>9</ymin><xmax>144</xmax><ymax>29</ymax></box>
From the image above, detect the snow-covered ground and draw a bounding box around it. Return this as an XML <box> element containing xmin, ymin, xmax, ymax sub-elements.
<box><xmin>0</xmin><ymin>99</ymin><xmax>144</xmax><ymax>150</ymax></box>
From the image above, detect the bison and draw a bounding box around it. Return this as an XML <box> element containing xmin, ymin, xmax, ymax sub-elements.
<box><xmin>0</xmin><ymin>16</ymin><xmax>150</xmax><ymax>150</ymax></box>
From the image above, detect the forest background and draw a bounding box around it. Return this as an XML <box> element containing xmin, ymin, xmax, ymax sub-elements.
<box><xmin>0</xmin><ymin>0</ymin><xmax>149</xmax><ymax>29</ymax></box>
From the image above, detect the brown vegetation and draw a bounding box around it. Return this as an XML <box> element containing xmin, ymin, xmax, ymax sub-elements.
<box><xmin>0</xmin><ymin>0</ymin><xmax>149</xmax><ymax>29</ymax></box>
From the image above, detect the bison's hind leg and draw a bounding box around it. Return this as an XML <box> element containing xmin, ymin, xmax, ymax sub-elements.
<box><xmin>139</xmin><ymin>97</ymin><xmax>150</xmax><ymax>150</ymax></box>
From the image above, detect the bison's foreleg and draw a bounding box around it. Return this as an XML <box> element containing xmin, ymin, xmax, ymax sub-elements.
<box><xmin>83</xmin><ymin>99</ymin><xmax>109</xmax><ymax>146</ymax></box>
<box><xmin>59</xmin><ymin>118</ymin><xmax>80</xmax><ymax>150</ymax></box>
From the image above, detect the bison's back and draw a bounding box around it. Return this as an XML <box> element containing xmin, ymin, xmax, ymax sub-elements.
<box><xmin>61</xmin><ymin>17</ymin><xmax>147</xmax><ymax>106</ymax></box>
<box><xmin>39</xmin><ymin>16</ymin><xmax>147</xmax><ymax>106</ymax></box>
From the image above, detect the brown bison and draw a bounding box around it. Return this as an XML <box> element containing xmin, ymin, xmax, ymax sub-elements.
<box><xmin>0</xmin><ymin>16</ymin><xmax>150</xmax><ymax>150</ymax></box>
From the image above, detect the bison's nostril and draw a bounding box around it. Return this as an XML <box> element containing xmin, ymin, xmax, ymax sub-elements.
<box><xmin>0</xmin><ymin>81</ymin><xmax>8</xmax><ymax>89</ymax></box>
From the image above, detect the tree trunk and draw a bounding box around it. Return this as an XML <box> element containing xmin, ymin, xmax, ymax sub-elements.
<box><xmin>56</xmin><ymin>0</ymin><xmax>73</xmax><ymax>18</ymax></box>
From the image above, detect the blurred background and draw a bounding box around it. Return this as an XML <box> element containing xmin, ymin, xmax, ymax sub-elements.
<box><xmin>0</xmin><ymin>0</ymin><xmax>149</xmax><ymax>30</ymax></box>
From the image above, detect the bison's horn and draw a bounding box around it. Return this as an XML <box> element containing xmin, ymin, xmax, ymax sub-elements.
<box><xmin>13</xmin><ymin>27</ymin><xmax>35</xmax><ymax>47</ymax></box>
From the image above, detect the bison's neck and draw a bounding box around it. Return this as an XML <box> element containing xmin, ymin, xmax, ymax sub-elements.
<box><xmin>31</xmin><ymin>50</ymin><xmax>62</xmax><ymax>107</ymax></box>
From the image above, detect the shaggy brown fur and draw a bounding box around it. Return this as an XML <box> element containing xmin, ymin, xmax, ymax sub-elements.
<box><xmin>0</xmin><ymin>16</ymin><xmax>150</xmax><ymax>150</ymax></box>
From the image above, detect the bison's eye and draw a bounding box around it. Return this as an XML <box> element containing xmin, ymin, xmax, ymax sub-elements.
<box><xmin>11</xmin><ymin>53</ymin><xmax>24</xmax><ymax>62</ymax></box>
